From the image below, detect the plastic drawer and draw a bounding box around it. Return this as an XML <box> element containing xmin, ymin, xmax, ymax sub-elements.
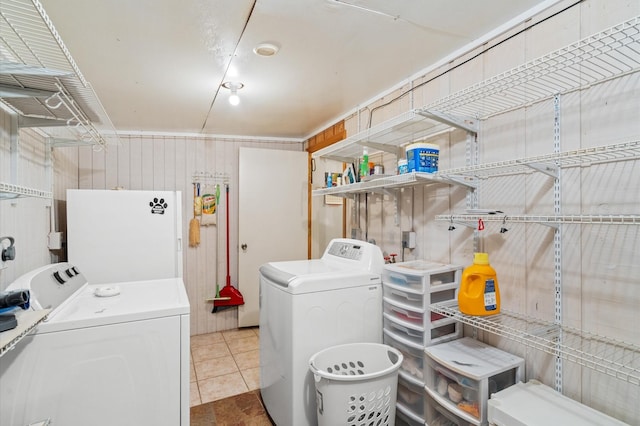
<box><xmin>384</xmin><ymin>314</ymin><xmax>424</xmax><ymax>346</ymax></box>
<box><xmin>383</xmin><ymin>270</ymin><xmax>427</xmax><ymax>292</ymax></box>
<box><xmin>383</xmin><ymin>284</ymin><xmax>426</xmax><ymax>309</ymax></box>
<box><xmin>426</xmin><ymin>392</ymin><xmax>475</xmax><ymax>426</ymax></box>
<box><xmin>384</xmin><ymin>298</ymin><xmax>425</xmax><ymax>326</ymax></box>
<box><xmin>397</xmin><ymin>375</ymin><xmax>424</xmax><ymax>418</ymax></box>
<box><xmin>395</xmin><ymin>403</ymin><xmax>425</xmax><ymax>426</ymax></box>
<box><xmin>383</xmin><ymin>329</ymin><xmax>425</xmax><ymax>382</ymax></box>
<box><xmin>426</xmin><ymin>358</ymin><xmax>482</xmax><ymax>421</ymax></box>
<box><xmin>383</xmin><ymin>261</ymin><xmax>462</xmax><ymax>294</ymax></box>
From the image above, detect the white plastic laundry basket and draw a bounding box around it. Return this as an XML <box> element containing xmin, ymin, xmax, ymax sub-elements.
<box><xmin>309</xmin><ymin>343</ymin><xmax>403</xmax><ymax>426</ymax></box>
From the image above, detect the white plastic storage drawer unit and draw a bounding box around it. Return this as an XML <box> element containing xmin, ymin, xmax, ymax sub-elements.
<box><xmin>424</xmin><ymin>337</ymin><xmax>524</xmax><ymax>426</ymax></box>
<box><xmin>488</xmin><ymin>380</ymin><xmax>627</xmax><ymax>426</ymax></box>
<box><xmin>382</xmin><ymin>260</ymin><xmax>463</xmax><ymax>347</ymax></box>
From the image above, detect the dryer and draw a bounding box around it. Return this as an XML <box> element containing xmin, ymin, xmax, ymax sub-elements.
<box><xmin>259</xmin><ymin>238</ymin><xmax>385</xmax><ymax>426</ymax></box>
<box><xmin>0</xmin><ymin>262</ymin><xmax>190</xmax><ymax>426</ymax></box>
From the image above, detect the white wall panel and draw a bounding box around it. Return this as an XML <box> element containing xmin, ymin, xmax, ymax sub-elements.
<box><xmin>66</xmin><ymin>134</ymin><xmax>303</xmax><ymax>336</ymax></box>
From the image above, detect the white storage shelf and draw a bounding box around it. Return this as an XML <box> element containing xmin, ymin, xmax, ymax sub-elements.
<box><xmin>312</xmin><ymin>17</ymin><xmax>640</xmax><ymax>198</ymax></box>
<box><xmin>430</xmin><ymin>302</ymin><xmax>640</xmax><ymax>386</ymax></box>
<box><xmin>424</xmin><ymin>338</ymin><xmax>525</xmax><ymax>426</ymax></box>
<box><xmin>0</xmin><ymin>0</ymin><xmax>117</xmax><ymax>148</ymax></box>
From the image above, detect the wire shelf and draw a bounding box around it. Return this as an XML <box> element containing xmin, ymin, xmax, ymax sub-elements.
<box><xmin>311</xmin><ymin>110</ymin><xmax>462</xmax><ymax>161</ymax></box>
<box><xmin>439</xmin><ymin>140</ymin><xmax>640</xmax><ymax>179</ymax></box>
<box><xmin>430</xmin><ymin>302</ymin><xmax>640</xmax><ymax>386</ymax></box>
<box><xmin>0</xmin><ymin>0</ymin><xmax>118</xmax><ymax>147</ymax></box>
<box><xmin>0</xmin><ymin>182</ymin><xmax>52</xmax><ymax>200</ymax></box>
<box><xmin>312</xmin><ymin>140</ymin><xmax>640</xmax><ymax>198</ymax></box>
<box><xmin>312</xmin><ymin>171</ymin><xmax>476</xmax><ymax>197</ymax></box>
<box><xmin>426</xmin><ymin>16</ymin><xmax>640</xmax><ymax>119</ymax></box>
<box><xmin>312</xmin><ymin>17</ymin><xmax>640</xmax><ymax>165</ymax></box>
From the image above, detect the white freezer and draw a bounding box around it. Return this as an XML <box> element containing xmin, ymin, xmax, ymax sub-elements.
<box><xmin>66</xmin><ymin>189</ymin><xmax>183</xmax><ymax>284</ymax></box>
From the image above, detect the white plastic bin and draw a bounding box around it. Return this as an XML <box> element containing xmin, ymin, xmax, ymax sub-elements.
<box><xmin>309</xmin><ymin>343</ymin><xmax>404</xmax><ymax>426</ymax></box>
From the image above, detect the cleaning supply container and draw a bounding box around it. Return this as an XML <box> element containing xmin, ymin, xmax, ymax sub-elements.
<box><xmin>405</xmin><ymin>142</ymin><xmax>439</xmax><ymax>173</ymax></box>
<box><xmin>397</xmin><ymin>159</ymin><xmax>408</xmax><ymax>174</ymax></box>
<box><xmin>458</xmin><ymin>252</ymin><xmax>501</xmax><ymax>316</ymax></box>
<box><xmin>309</xmin><ymin>343</ymin><xmax>403</xmax><ymax>426</ymax></box>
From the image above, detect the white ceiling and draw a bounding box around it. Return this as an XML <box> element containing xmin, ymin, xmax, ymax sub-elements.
<box><xmin>38</xmin><ymin>0</ymin><xmax>554</xmax><ymax>140</ymax></box>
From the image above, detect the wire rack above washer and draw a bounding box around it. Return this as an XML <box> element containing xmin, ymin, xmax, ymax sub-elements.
<box><xmin>0</xmin><ymin>0</ymin><xmax>118</xmax><ymax>148</ymax></box>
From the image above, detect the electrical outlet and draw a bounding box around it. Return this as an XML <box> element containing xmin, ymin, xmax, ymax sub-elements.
<box><xmin>402</xmin><ymin>231</ymin><xmax>416</xmax><ymax>249</ymax></box>
<box><xmin>48</xmin><ymin>232</ymin><xmax>63</xmax><ymax>250</ymax></box>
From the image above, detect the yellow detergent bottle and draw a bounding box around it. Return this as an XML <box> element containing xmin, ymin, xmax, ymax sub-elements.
<box><xmin>458</xmin><ymin>252</ymin><xmax>500</xmax><ymax>316</ymax></box>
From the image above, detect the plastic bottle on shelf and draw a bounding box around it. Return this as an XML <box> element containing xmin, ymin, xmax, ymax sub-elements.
<box><xmin>458</xmin><ymin>252</ymin><xmax>501</xmax><ymax>316</ymax></box>
<box><xmin>360</xmin><ymin>148</ymin><xmax>369</xmax><ymax>178</ymax></box>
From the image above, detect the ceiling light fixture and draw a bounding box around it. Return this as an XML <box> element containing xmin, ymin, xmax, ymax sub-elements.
<box><xmin>253</xmin><ymin>43</ymin><xmax>279</xmax><ymax>57</ymax></box>
<box><xmin>222</xmin><ymin>81</ymin><xmax>244</xmax><ymax>106</ymax></box>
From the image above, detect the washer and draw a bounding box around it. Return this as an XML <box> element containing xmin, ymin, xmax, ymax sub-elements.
<box><xmin>259</xmin><ymin>238</ymin><xmax>384</xmax><ymax>426</ymax></box>
<box><xmin>0</xmin><ymin>262</ymin><xmax>190</xmax><ymax>426</ymax></box>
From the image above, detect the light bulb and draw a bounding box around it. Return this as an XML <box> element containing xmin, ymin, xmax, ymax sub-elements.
<box><xmin>229</xmin><ymin>90</ymin><xmax>240</xmax><ymax>106</ymax></box>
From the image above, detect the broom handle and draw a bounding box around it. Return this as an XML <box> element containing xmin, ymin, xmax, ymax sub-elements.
<box><xmin>226</xmin><ymin>184</ymin><xmax>231</xmax><ymax>287</ymax></box>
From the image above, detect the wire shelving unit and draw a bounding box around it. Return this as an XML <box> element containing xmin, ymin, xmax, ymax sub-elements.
<box><xmin>0</xmin><ymin>0</ymin><xmax>117</xmax><ymax>148</ymax></box>
<box><xmin>430</xmin><ymin>302</ymin><xmax>640</xmax><ymax>386</ymax></box>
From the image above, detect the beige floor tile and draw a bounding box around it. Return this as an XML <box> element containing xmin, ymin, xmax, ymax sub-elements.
<box><xmin>191</xmin><ymin>332</ymin><xmax>225</xmax><ymax>348</ymax></box>
<box><xmin>191</xmin><ymin>341</ymin><xmax>231</xmax><ymax>363</ymax></box>
<box><xmin>227</xmin><ymin>335</ymin><xmax>259</xmax><ymax>354</ymax></box>
<box><xmin>190</xmin><ymin>359</ymin><xmax>197</xmax><ymax>383</ymax></box>
<box><xmin>222</xmin><ymin>328</ymin><xmax>257</xmax><ymax>342</ymax></box>
<box><xmin>233</xmin><ymin>349</ymin><xmax>260</xmax><ymax>370</ymax></box>
<box><xmin>198</xmin><ymin>372</ymin><xmax>249</xmax><ymax>403</ymax></box>
<box><xmin>190</xmin><ymin>382</ymin><xmax>201</xmax><ymax>407</ymax></box>
<box><xmin>241</xmin><ymin>367</ymin><xmax>261</xmax><ymax>391</ymax></box>
<box><xmin>194</xmin><ymin>355</ymin><xmax>239</xmax><ymax>380</ymax></box>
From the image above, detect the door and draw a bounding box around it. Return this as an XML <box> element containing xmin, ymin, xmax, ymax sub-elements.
<box><xmin>238</xmin><ymin>147</ymin><xmax>308</xmax><ymax>327</ymax></box>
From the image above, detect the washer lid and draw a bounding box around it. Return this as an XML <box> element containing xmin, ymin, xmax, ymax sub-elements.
<box><xmin>260</xmin><ymin>259</ymin><xmax>380</xmax><ymax>294</ymax></box>
<box><xmin>35</xmin><ymin>277</ymin><xmax>190</xmax><ymax>333</ymax></box>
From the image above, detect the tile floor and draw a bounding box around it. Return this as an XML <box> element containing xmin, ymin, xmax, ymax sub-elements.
<box><xmin>190</xmin><ymin>327</ymin><xmax>261</xmax><ymax>407</ymax></box>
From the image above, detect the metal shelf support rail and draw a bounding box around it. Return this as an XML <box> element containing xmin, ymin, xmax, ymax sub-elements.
<box><xmin>0</xmin><ymin>182</ymin><xmax>52</xmax><ymax>200</ymax></box>
<box><xmin>430</xmin><ymin>302</ymin><xmax>640</xmax><ymax>386</ymax></box>
<box><xmin>436</xmin><ymin>214</ymin><xmax>640</xmax><ymax>226</ymax></box>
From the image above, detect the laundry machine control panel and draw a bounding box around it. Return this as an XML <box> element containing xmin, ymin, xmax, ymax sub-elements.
<box><xmin>327</xmin><ymin>241</ymin><xmax>363</xmax><ymax>261</ymax></box>
<box><xmin>7</xmin><ymin>262</ymin><xmax>87</xmax><ymax>311</ymax></box>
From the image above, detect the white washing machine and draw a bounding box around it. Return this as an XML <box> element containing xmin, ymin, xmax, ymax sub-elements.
<box><xmin>0</xmin><ymin>262</ymin><xmax>190</xmax><ymax>426</ymax></box>
<box><xmin>259</xmin><ymin>238</ymin><xmax>385</xmax><ymax>426</ymax></box>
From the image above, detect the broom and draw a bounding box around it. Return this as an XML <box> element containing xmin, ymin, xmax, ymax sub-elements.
<box><xmin>189</xmin><ymin>183</ymin><xmax>200</xmax><ymax>247</ymax></box>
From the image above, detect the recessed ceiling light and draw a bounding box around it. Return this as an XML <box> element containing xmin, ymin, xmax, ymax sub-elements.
<box><xmin>253</xmin><ymin>43</ymin><xmax>279</xmax><ymax>57</ymax></box>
